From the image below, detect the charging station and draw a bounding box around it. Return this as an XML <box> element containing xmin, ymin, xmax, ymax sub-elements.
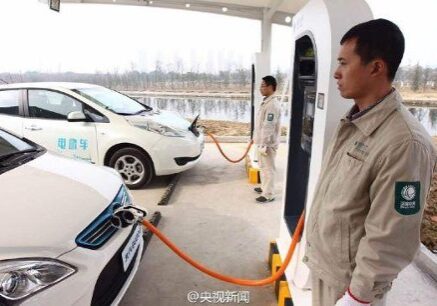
<box><xmin>273</xmin><ymin>0</ymin><xmax>373</xmax><ymax>304</ymax></box>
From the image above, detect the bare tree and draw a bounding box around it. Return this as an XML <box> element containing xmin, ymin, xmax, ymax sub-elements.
<box><xmin>412</xmin><ymin>63</ymin><xmax>422</xmax><ymax>92</ymax></box>
<box><xmin>423</xmin><ymin>67</ymin><xmax>431</xmax><ymax>91</ymax></box>
<box><xmin>433</xmin><ymin>70</ymin><xmax>437</xmax><ymax>90</ymax></box>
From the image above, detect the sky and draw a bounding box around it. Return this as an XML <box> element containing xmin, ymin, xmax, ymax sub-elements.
<box><xmin>0</xmin><ymin>0</ymin><xmax>436</xmax><ymax>73</ymax></box>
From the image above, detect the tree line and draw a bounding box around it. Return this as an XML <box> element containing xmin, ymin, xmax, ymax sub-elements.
<box><xmin>395</xmin><ymin>65</ymin><xmax>437</xmax><ymax>91</ymax></box>
<box><xmin>0</xmin><ymin>64</ymin><xmax>435</xmax><ymax>92</ymax></box>
<box><xmin>0</xmin><ymin>69</ymin><xmax>259</xmax><ymax>91</ymax></box>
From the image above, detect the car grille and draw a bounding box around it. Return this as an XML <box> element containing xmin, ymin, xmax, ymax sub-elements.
<box><xmin>76</xmin><ymin>186</ymin><xmax>129</xmax><ymax>249</ymax></box>
<box><xmin>174</xmin><ymin>154</ymin><xmax>201</xmax><ymax>166</ymax></box>
<box><xmin>91</xmin><ymin>225</ymin><xmax>140</xmax><ymax>306</ymax></box>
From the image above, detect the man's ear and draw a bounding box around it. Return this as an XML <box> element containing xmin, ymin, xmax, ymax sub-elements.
<box><xmin>370</xmin><ymin>59</ymin><xmax>386</xmax><ymax>77</ymax></box>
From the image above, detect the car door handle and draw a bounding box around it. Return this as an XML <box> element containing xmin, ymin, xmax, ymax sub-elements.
<box><xmin>25</xmin><ymin>125</ymin><xmax>42</xmax><ymax>131</ymax></box>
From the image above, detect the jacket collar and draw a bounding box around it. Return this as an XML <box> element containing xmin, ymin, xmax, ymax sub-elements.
<box><xmin>342</xmin><ymin>89</ymin><xmax>402</xmax><ymax>137</ymax></box>
<box><xmin>262</xmin><ymin>94</ymin><xmax>276</xmax><ymax>105</ymax></box>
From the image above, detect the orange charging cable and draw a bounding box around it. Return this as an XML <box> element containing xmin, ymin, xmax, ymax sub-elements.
<box><xmin>141</xmin><ymin>211</ymin><xmax>305</xmax><ymax>286</ymax></box>
<box><xmin>205</xmin><ymin>131</ymin><xmax>254</xmax><ymax>163</ymax></box>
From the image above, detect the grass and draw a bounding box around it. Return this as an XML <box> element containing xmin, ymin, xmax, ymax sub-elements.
<box><xmin>198</xmin><ymin>119</ymin><xmax>288</xmax><ymax>136</ymax></box>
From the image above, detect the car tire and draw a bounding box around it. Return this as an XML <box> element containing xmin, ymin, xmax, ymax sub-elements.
<box><xmin>108</xmin><ymin>147</ymin><xmax>154</xmax><ymax>189</ymax></box>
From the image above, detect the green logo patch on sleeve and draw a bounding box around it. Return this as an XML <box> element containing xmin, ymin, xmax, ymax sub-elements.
<box><xmin>267</xmin><ymin>113</ymin><xmax>274</xmax><ymax>121</ymax></box>
<box><xmin>395</xmin><ymin>181</ymin><xmax>420</xmax><ymax>215</ymax></box>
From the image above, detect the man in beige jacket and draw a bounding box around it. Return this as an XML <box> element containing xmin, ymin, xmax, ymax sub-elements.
<box><xmin>304</xmin><ymin>19</ymin><xmax>437</xmax><ymax>306</ymax></box>
<box><xmin>253</xmin><ymin>75</ymin><xmax>282</xmax><ymax>203</ymax></box>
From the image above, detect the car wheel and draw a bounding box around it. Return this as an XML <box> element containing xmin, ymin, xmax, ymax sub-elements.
<box><xmin>109</xmin><ymin>147</ymin><xmax>154</xmax><ymax>189</ymax></box>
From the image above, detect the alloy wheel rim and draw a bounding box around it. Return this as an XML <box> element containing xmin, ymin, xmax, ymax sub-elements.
<box><xmin>114</xmin><ymin>155</ymin><xmax>145</xmax><ymax>185</ymax></box>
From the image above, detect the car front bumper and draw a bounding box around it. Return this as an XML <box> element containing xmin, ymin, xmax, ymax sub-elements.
<box><xmin>20</xmin><ymin>224</ymin><xmax>144</xmax><ymax>306</ymax></box>
<box><xmin>151</xmin><ymin>132</ymin><xmax>205</xmax><ymax>176</ymax></box>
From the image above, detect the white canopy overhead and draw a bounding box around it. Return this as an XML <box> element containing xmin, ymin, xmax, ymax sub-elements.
<box><xmin>61</xmin><ymin>0</ymin><xmax>309</xmax><ymax>25</ymax></box>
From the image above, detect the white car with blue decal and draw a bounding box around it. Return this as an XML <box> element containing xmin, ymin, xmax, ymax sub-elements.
<box><xmin>0</xmin><ymin>82</ymin><xmax>204</xmax><ymax>188</ymax></box>
<box><xmin>0</xmin><ymin>128</ymin><xmax>145</xmax><ymax>305</ymax></box>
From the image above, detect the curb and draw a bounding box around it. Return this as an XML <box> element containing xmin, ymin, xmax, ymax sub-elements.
<box><xmin>414</xmin><ymin>243</ymin><xmax>437</xmax><ymax>281</ymax></box>
<box><xmin>157</xmin><ymin>174</ymin><xmax>180</xmax><ymax>206</ymax></box>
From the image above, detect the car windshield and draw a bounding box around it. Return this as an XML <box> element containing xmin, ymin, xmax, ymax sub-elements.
<box><xmin>0</xmin><ymin>130</ymin><xmax>43</xmax><ymax>174</ymax></box>
<box><xmin>72</xmin><ymin>87</ymin><xmax>151</xmax><ymax>115</ymax></box>
<box><xmin>0</xmin><ymin>130</ymin><xmax>34</xmax><ymax>158</ymax></box>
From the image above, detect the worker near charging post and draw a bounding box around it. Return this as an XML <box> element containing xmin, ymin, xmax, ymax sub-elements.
<box><xmin>253</xmin><ymin>75</ymin><xmax>281</xmax><ymax>203</ymax></box>
<box><xmin>303</xmin><ymin>19</ymin><xmax>437</xmax><ymax>306</ymax></box>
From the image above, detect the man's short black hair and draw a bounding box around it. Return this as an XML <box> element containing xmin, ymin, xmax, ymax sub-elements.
<box><xmin>262</xmin><ymin>75</ymin><xmax>277</xmax><ymax>91</ymax></box>
<box><xmin>341</xmin><ymin>18</ymin><xmax>404</xmax><ymax>81</ymax></box>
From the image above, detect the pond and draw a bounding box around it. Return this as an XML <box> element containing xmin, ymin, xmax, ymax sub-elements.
<box><xmin>138</xmin><ymin>96</ymin><xmax>437</xmax><ymax>136</ymax></box>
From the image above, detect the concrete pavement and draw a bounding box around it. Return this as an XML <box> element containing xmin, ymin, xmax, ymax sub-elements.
<box><xmin>120</xmin><ymin>143</ymin><xmax>437</xmax><ymax>306</ymax></box>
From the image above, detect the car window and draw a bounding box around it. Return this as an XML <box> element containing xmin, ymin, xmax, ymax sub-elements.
<box><xmin>0</xmin><ymin>90</ymin><xmax>20</xmax><ymax>116</ymax></box>
<box><xmin>83</xmin><ymin>104</ymin><xmax>109</xmax><ymax>123</ymax></box>
<box><xmin>28</xmin><ymin>90</ymin><xmax>83</xmax><ymax>120</ymax></box>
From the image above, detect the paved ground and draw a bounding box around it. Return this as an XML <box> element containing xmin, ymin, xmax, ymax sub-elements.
<box><xmin>120</xmin><ymin>143</ymin><xmax>437</xmax><ymax>306</ymax></box>
<box><xmin>121</xmin><ymin>143</ymin><xmax>284</xmax><ymax>306</ymax></box>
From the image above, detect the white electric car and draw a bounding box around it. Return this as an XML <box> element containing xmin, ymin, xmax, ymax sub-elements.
<box><xmin>0</xmin><ymin>82</ymin><xmax>204</xmax><ymax>188</ymax></box>
<box><xmin>0</xmin><ymin>128</ymin><xmax>145</xmax><ymax>305</ymax></box>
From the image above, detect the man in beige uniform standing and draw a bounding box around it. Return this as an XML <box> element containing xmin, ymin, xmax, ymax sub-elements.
<box><xmin>304</xmin><ymin>19</ymin><xmax>437</xmax><ymax>306</ymax></box>
<box><xmin>254</xmin><ymin>75</ymin><xmax>281</xmax><ymax>203</ymax></box>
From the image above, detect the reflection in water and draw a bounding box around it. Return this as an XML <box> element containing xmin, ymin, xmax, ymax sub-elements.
<box><xmin>429</xmin><ymin>109</ymin><xmax>437</xmax><ymax>129</ymax></box>
<box><xmin>140</xmin><ymin>97</ymin><xmax>436</xmax><ymax>136</ymax></box>
<box><xmin>408</xmin><ymin>107</ymin><xmax>437</xmax><ymax>136</ymax></box>
<box><xmin>141</xmin><ymin>97</ymin><xmax>290</xmax><ymax>125</ymax></box>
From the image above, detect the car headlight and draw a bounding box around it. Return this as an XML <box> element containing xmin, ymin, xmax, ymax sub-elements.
<box><xmin>119</xmin><ymin>185</ymin><xmax>133</xmax><ymax>206</ymax></box>
<box><xmin>111</xmin><ymin>185</ymin><xmax>132</xmax><ymax>208</ymax></box>
<box><xmin>133</xmin><ymin>121</ymin><xmax>184</xmax><ymax>137</ymax></box>
<box><xmin>0</xmin><ymin>259</ymin><xmax>75</xmax><ymax>301</ymax></box>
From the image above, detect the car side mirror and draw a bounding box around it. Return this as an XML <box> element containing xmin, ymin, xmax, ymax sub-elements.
<box><xmin>67</xmin><ymin>111</ymin><xmax>87</xmax><ymax>122</ymax></box>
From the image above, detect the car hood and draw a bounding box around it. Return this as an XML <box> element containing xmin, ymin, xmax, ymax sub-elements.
<box><xmin>125</xmin><ymin>109</ymin><xmax>192</xmax><ymax>131</ymax></box>
<box><xmin>0</xmin><ymin>152</ymin><xmax>122</xmax><ymax>260</ymax></box>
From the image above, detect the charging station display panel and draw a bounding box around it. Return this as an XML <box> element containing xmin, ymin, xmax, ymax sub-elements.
<box><xmin>301</xmin><ymin>86</ymin><xmax>316</xmax><ymax>154</ymax></box>
<box><xmin>284</xmin><ymin>35</ymin><xmax>316</xmax><ymax>233</ymax></box>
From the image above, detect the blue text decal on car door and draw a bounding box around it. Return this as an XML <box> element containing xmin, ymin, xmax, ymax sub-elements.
<box><xmin>57</xmin><ymin>137</ymin><xmax>91</xmax><ymax>162</ymax></box>
<box><xmin>57</xmin><ymin>137</ymin><xmax>88</xmax><ymax>151</ymax></box>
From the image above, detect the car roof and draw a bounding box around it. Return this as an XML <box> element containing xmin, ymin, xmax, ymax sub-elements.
<box><xmin>0</xmin><ymin>82</ymin><xmax>102</xmax><ymax>90</ymax></box>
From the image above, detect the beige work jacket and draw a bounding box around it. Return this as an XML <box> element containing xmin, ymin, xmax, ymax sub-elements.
<box><xmin>304</xmin><ymin>90</ymin><xmax>437</xmax><ymax>302</ymax></box>
<box><xmin>254</xmin><ymin>95</ymin><xmax>281</xmax><ymax>149</ymax></box>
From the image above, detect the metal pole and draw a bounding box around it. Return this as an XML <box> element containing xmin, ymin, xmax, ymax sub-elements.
<box><xmin>250</xmin><ymin>64</ymin><xmax>255</xmax><ymax>140</ymax></box>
